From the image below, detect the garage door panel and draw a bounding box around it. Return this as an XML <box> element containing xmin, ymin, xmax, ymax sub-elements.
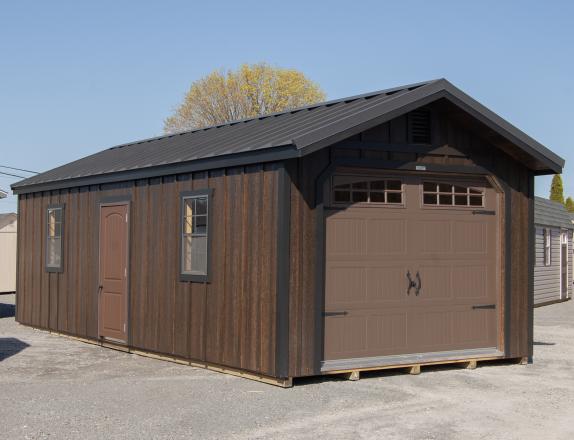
<box><xmin>325</xmin><ymin>266</ymin><xmax>366</xmax><ymax>305</ymax></box>
<box><xmin>326</xmin><ymin>217</ymin><xmax>366</xmax><ymax>255</ymax></box>
<box><xmin>324</xmin><ymin>316</ymin><xmax>367</xmax><ymax>360</ymax></box>
<box><xmin>451</xmin><ymin>264</ymin><xmax>489</xmax><ymax>300</ymax></box>
<box><xmin>417</xmin><ymin>265</ymin><xmax>451</xmax><ymax>300</ymax></box>
<box><xmin>452</xmin><ymin>309</ymin><xmax>495</xmax><ymax>346</ymax></box>
<box><xmin>366</xmin><ymin>266</ymin><xmax>409</xmax><ymax>303</ymax></box>
<box><xmin>418</xmin><ymin>220</ymin><xmax>451</xmax><ymax>254</ymax></box>
<box><xmin>411</xmin><ymin>310</ymin><xmax>453</xmax><ymax>350</ymax></box>
<box><xmin>366</xmin><ymin>313</ymin><xmax>408</xmax><ymax>354</ymax></box>
<box><xmin>366</xmin><ymin>219</ymin><xmax>407</xmax><ymax>255</ymax></box>
<box><xmin>453</xmin><ymin>221</ymin><xmax>487</xmax><ymax>254</ymax></box>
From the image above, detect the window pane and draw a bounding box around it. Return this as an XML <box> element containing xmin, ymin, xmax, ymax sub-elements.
<box><xmin>352</xmin><ymin>191</ymin><xmax>368</xmax><ymax>202</ymax></box>
<box><xmin>423</xmin><ymin>193</ymin><xmax>437</xmax><ymax>205</ymax></box>
<box><xmin>387</xmin><ymin>192</ymin><xmax>402</xmax><ymax>204</ymax></box>
<box><xmin>195</xmin><ymin>197</ymin><xmax>207</xmax><ymax>215</ymax></box>
<box><xmin>182</xmin><ymin>235</ymin><xmax>193</xmax><ymax>273</ymax></box>
<box><xmin>469</xmin><ymin>196</ymin><xmax>483</xmax><ymax>206</ymax></box>
<box><xmin>469</xmin><ymin>187</ymin><xmax>482</xmax><ymax>194</ymax></box>
<box><xmin>386</xmin><ymin>180</ymin><xmax>402</xmax><ymax>191</ymax></box>
<box><xmin>439</xmin><ymin>194</ymin><xmax>453</xmax><ymax>205</ymax></box>
<box><xmin>191</xmin><ymin>236</ymin><xmax>208</xmax><ymax>274</ymax></box>
<box><xmin>423</xmin><ymin>182</ymin><xmax>437</xmax><ymax>192</ymax></box>
<box><xmin>194</xmin><ymin>215</ymin><xmax>207</xmax><ymax>235</ymax></box>
<box><xmin>352</xmin><ymin>181</ymin><xmax>368</xmax><ymax>190</ymax></box>
<box><xmin>47</xmin><ymin>237</ymin><xmax>61</xmax><ymax>267</ymax></box>
<box><xmin>453</xmin><ymin>185</ymin><xmax>467</xmax><ymax>194</ymax></box>
<box><xmin>370</xmin><ymin>180</ymin><xmax>386</xmax><ymax>190</ymax></box>
<box><xmin>334</xmin><ymin>191</ymin><xmax>351</xmax><ymax>202</ymax></box>
<box><xmin>370</xmin><ymin>192</ymin><xmax>385</xmax><ymax>203</ymax></box>
<box><xmin>454</xmin><ymin>195</ymin><xmax>468</xmax><ymax>206</ymax></box>
<box><xmin>439</xmin><ymin>183</ymin><xmax>452</xmax><ymax>193</ymax></box>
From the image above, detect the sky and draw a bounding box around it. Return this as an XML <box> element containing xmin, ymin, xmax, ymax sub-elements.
<box><xmin>1</xmin><ymin>0</ymin><xmax>573</xmax><ymax>213</ymax></box>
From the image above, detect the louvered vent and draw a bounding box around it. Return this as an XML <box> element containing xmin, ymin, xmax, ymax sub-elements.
<box><xmin>408</xmin><ymin>109</ymin><xmax>431</xmax><ymax>144</ymax></box>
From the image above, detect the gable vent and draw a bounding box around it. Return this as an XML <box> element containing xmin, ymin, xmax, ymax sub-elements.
<box><xmin>408</xmin><ymin>109</ymin><xmax>431</xmax><ymax>144</ymax></box>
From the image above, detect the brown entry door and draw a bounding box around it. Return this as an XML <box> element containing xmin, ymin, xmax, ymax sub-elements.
<box><xmin>324</xmin><ymin>173</ymin><xmax>500</xmax><ymax>362</ymax></box>
<box><xmin>99</xmin><ymin>203</ymin><xmax>129</xmax><ymax>342</ymax></box>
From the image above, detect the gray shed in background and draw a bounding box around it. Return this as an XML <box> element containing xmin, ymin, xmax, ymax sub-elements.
<box><xmin>534</xmin><ymin>197</ymin><xmax>573</xmax><ymax>306</ymax></box>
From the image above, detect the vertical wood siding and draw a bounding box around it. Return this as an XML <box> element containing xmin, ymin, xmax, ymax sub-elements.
<box><xmin>16</xmin><ymin>164</ymin><xmax>280</xmax><ymax>377</ymax></box>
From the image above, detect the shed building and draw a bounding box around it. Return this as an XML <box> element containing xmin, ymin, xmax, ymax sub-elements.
<box><xmin>534</xmin><ymin>197</ymin><xmax>573</xmax><ymax>306</ymax></box>
<box><xmin>11</xmin><ymin>79</ymin><xmax>565</xmax><ymax>385</ymax></box>
<box><xmin>0</xmin><ymin>213</ymin><xmax>17</xmax><ymax>293</ymax></box>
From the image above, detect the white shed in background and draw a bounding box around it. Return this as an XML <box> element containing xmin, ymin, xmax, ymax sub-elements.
<box><xmin>0</xmin><ymin>213</ymin><xmax>17</xmax><ymax>293</ymax></box>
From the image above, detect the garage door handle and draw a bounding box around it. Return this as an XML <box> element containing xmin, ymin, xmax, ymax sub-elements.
<box><xmin>415</xmin><ymin>271</ymin><xmax>422</xmax><ymax>296</ymax></box>
<box><xmin>472</xmin><ymin>210</ymin><xmax>496</xmax><ymax>215</ymax></box>
<box><xmin>407</xmin><ymin>271</ymin><xmax>417</xmax><ymax>295</ymax></box>
<box><xmin>323</xmin><ymin>311</ymin><xmax>348</xmax><ymax>317</ymax></box>
<box><xmin>472</xmin><ymin>304</ymin><xmax>496</xmax><ymax>310</ymax></box>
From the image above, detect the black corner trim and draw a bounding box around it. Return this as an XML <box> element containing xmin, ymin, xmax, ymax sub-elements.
<box><xmin>275</xmin><ymin>162</ymin><xmax>291</xmax><ymax>378</ymax></box>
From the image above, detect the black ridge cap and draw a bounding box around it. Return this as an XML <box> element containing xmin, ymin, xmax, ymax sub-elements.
<box><xmin>11</xmin><ymin>78</ymin><xmax>564</xmax><ymax>194</ymax></box>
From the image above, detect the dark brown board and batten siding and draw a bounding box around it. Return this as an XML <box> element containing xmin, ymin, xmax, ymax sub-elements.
<box><xmin>16</xmin><ymin>164</ymin><xmax>281</xmax><ymax>377</ymax></box>
<box><xmin>286</xmin><ymin>105</ymin><xmax>533</xmax><ymax>377</ymax></box>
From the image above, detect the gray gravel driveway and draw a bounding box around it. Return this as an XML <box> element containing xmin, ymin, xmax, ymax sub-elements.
<box><xmin>1</xmin><ymin>293</ymin><xmax>573</xmax><ymax>440</ymax></box>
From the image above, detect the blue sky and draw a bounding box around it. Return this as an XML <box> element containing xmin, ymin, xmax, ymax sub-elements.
<box><xmin>1</xmin><ymin>0</ymin><xmax>573</xmax><ymax>213</ymax></box>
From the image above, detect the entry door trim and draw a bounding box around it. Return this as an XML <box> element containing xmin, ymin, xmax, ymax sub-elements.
<box><xmin>98</xmin><ymin>200</ymin><xmax>130</xmax><ymax>344</ymax></box>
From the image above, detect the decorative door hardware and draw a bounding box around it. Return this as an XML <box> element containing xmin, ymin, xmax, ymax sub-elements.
<box><xmin>407</xmin><ymin>271</ymin><xmax>422</xmax><ymax>295</ymax></box>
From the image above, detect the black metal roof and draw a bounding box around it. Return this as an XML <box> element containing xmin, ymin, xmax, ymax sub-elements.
<box><xmin>12</xmin><ymin>78</ymin><xmax>565</xmax><ymax>194</ymax></box>
<box><xmin>534</xmin><ymin>197</ymin><xmax>574</xmax><ymax>229</ymax></box>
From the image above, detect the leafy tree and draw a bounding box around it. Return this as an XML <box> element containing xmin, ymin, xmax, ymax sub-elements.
<box><xmin>549</xmin><ymin>174</ymin><xmax>565</xmax><ymax>205</ymax></box>
<box><xmin>164</xmin><ymin>63</ymin><xmax>326</xmax><ymax>133</ymax></box>
<box><xmin>566</xmin><ymin>197</ymin><xmax>574</xmax><ymax>213</ymax></box>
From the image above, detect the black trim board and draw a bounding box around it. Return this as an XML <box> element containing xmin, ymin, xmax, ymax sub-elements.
<box><xmin>527</xmin><ymin>173</ymin><xmax>534</xmax><ymax>362</ymax></box>
<box><xmin>178</xmin><ymin>188</ymin><xmax>213</xmax><ymax>283</ymax></box>
<box><xmin>275</xmin><ymin>162</ymin><xmax>291</xmax><ymax>378</ymax></box>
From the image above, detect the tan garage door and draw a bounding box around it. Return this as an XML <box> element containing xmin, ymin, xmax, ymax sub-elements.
<box><xmin>324</xmin><ymin>173</ymin><xmax>500</xmax><ymax>363</ymax></box>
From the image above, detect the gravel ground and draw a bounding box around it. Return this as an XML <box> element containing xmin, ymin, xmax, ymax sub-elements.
<box><xmin>1</xmin><ymin>293</ymin><xmax>573</xmax><ymax>440</ymax></box>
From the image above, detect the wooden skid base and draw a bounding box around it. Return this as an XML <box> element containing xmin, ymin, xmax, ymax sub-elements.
<box><xmin>39</xmin><ymin>328</ymin><xmax>292</xmax><ymax>388</ymax></box>
<box><xmin>329</xmin><ymin>355</ymin><xmax>522</xmax><ymax>381</ymax></box>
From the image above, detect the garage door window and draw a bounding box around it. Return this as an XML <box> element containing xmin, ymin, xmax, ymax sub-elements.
<box><xmin>332</xmin><ymin>176</ymin><xmax>403</xmax><ymax>205</ymax></box>
<box><xmin>422</xmin><ymin>182</ymin><xmax>484</xmax><ymax>207</ymax></box>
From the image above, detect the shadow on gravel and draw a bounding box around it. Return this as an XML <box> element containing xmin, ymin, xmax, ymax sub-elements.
<box><xmin>0</xmin><ymin>338</ymin><xmax>30</xmax><ymax>361</ymax></box>
<box><xmin>0</xmin><ymin>303</ymin><xmax>15</xmax><ymax>318</ymax></box>
<box><xmin>533</xmin><ymin>341</ymin><xmax>556</xmax><ymax>346</ymax></box>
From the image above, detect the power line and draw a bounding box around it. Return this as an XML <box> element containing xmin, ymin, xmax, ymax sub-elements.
<box><xmin>0</xmin><ymin>171</ymin><xmax>25</xmax><ymax>178</ymax></box>
<box><xmin>0</xmin><ymin>165</ymin><xmax>38</xmax><ymax>174</ymax></box>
